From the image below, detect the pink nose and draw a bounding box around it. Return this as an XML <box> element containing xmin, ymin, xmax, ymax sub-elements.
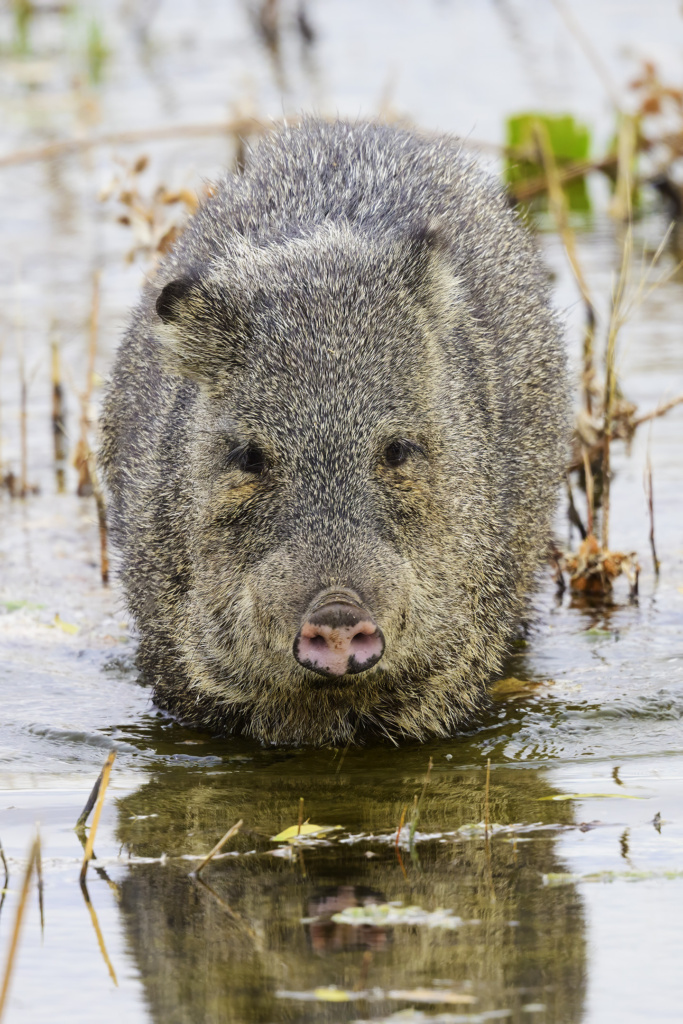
<box><xmin>294</xmin><ymin>600</ymin><xmax>385</xmax><ymax>677</ymax></box>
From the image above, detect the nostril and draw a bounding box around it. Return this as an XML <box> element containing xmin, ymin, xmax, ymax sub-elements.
<box><xmin>351</xmin><ymin>630</ymin><xmax>377</xmax><ymax>648</ymax></box>
<box><xmin>309</xmin><ymin>635</ymin><xmax>327</xmax><ymax>649</ymax></box>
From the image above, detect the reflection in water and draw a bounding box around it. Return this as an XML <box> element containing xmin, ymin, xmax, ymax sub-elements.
<box><xmin>114</xmin><ymin>754</ymin><xmax>586</xmax><ymax>1023</ymax></box>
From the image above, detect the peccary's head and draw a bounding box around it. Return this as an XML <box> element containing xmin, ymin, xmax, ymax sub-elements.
<box><xmin>154</xmin><ymin>222</ymin><xmax>515</xmax><ymax>744</ymax></box>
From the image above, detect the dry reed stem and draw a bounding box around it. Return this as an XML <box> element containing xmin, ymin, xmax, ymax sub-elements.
<box><xmin>533</xmin><ymin>119</ymin><xmax>597</xmax><ymax>414</ymax></box>
<box><xmin>395</xmin><ymin>805</ymin><xmax>407</xmax><ymax>849</ymax></box>
<box><xmin>86</xmin><ymin>447</ymin><xmax>109</xmax><ymax>586</ymax></box>
<box><xmin>632</xmin><ymin>392</ymin><xmax>683</xmax><ymax>429</ymax></box>
<box><xmin>0</xmin><ymin>115</ymin><xmax>507</xmax><ymax>174</ymax></box>
<box><xmin>17</xmin><ymin>312</ymin><xmax>28</xmax><ymax>500</ymax></box>
<box><xmin>581</xmin><ymin>447</ymin><xmax>595</xmax><ymax>536</ymax></box>
<box><xmin>0</xmin><ymin>117</ymin><xmax>270</xmax><ymax>170</ymax></box>
<box><xmin>79</xmin><ymin>881</ymin><xmax>118</xmax><ymax>986</ymax></box>
<box><xmin>0</xmin><ymin>834</ymin><xmax>40</xmax><ymax>1022</ymax></box>
<box><xmin>354</xmin><ymin>950</ymin><xmax>373</xmax><ymax>993</ymax></box>
<box><xmin>194</xmin><ymin>875</ymin><xmax>257</xmax><ymax>940</ymax></box>
<box><xmin>409</xmin><ymin>756</ymin><xmax>433</xmax><ymax>848</ymax></box>
<box><xmin>610</xmin><ymin>116</ymin><xmax>638</xmax><ymax>222</ymax></box>
<box><xmin>484</xmin><ymin>758</ymin><xmax>491</xmax><ymax>839</ymax></box>
<box><xmin>645</xmin><ymin>451</ymin><xmax>660</xmax><ymax>576</ymax></box>
<box><xmin>50</xmin><ymin>339</ymin><xmax>67</xmax><ymax>493</ymax></box>
<box><xmin>0</xmin><ymin>842</ymin><xmax>8</xmax><ymax>890</ymax></box>
<box><xmin>0</xmin><ymin>339</ymin><xmax>3</xmax><ymax>472</ymax></box>
<box><xmin>75</xmin><ymin>270</ymin><xmax>100</xmax><ymax>497</ymax></box>
<box><xmin>509</xmin><ymin>153</ymin><xmax>617</xmax><ymax>204</ymax></box>
<box><xmin>601</xmin><ymin>119</ymin><xmax>637</xmax><ymax>551</ymax></box>
<box><xmin>297</xmin><ymin>797</ymin><xmax>304</xmax><ymax>837</ymax></box>
<box><xmin>0</xmin><ymin>841</ymin><xmax>9</xmax><ymax>923</ymax></box>
<box><xmin>76</xmin><ymin>751</ymin><xmax>114</xmax><ymax>829</ymax></box>
<box><xmin>567</xmin><ymin>391</ymin><xmax>683</xmax><ymax>474</ymax></box>
<box><xmin>394</xmin><ymin>804</ymin><xmax>408</xmax><ymax>879</ymax></box>
<box><xmin>194</xmin><ymin>820</ymin><xmax>243</xmax><ymax>877</ymax></box>
<box><xmin>80</xmin><ymin>750</ymin><xmax>116</xmax><ymax>884</ymax></box>
<box><xmin>602</xmin><ymin>233</ymin><xmax>633</xmax><ymax>550</ymax></box>
<box><xmin>35</xmin><ymin>828</ymin><xmax>43</xmax><ymax>937</ymax></box>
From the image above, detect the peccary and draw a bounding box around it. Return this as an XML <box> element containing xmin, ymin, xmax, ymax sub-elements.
<box><xmin>100</xmin><ymin>118</ymin><xmax>568</xmax><ymax>746</ymax></box>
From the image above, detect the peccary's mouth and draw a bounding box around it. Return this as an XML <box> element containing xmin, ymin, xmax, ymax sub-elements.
<box><xmin>293</xmin><ymin>588</ymin><xmax>385</xmax><ymax>679</ymax></box>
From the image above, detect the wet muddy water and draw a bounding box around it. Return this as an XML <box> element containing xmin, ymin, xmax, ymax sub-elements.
<box><xmin>1</xmin><ymin>3</ymin><xmax>683</xmax><ymax>1023</ymax></box>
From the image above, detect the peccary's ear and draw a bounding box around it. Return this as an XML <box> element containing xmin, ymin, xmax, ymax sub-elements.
<box><xmin>156</xmin><ymin>276</ymin><xmax>197</xmax><ymax>324</ymax></box>
<box><xmin>154</xmin><ymin>271</ymin><xmax>249</xmax><ymax>385</ymax></box>
<box><xmin>400</xmin><ymin>218</ymin><xmax>462</xmax><ymax>327</ymax></box>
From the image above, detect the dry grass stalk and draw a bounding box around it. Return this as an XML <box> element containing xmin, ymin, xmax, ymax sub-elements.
<box><xmin>0</xmin><ymin>833</ymin><xmax>41</xmax><ymax>1022</ymax></box>
<box><xmin>80</xmin><ymin>749</ymin><xmax>116</xmax><ymax>884</ymax></box>
<box><xmin>51</xmin><ymin>338</ymin><xmax>67</xmax><ymax>493</ymax></box>
<box><xmin>194</xmin><ymin>819</ymin><xmax>243</xmax><ymax>877</ymax></box>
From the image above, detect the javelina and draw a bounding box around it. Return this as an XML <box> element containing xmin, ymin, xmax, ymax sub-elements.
<box><xmin>101</xmin><ymin>118</ymin><xmax>568</xmax><ymax>746</ymax></box>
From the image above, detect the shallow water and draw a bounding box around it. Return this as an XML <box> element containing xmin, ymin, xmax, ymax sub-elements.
<box><xmin>1</xmin><ymin>2</ymin><xmax>683</xmax><ymax>1023</ymax></box>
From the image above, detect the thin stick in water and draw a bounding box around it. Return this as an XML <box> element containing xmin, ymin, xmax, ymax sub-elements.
<box><xmin>86</xmin><ymin>447</ymin><xmax>109</xmax><ymax>586</ymax></box>
<box><xmin>76</xmin><ymin>750</ymin><xmax>115</xmax><ymax>830</ymax></box>
<box><xmin>35</xmin><ymin>826</ymin><xmax>44</xmax><ymax>937</ymax></box>
<box><xmin>18</xmin><ymin>315</ymin><xmax>27</xmax><ymax>500</ymax></box>
<box><xmin>80</xmin><ymin>750</ymin><xmax>116</xmax><ymax>884</ymax></box>
<box><xmin>645</xmin><ymin>452</ymin><xmax>660</xmax><ymax>576</ymax></box>
<box><xmin>409</xmin><ymin>756</ymin><xmax>433</xmax><ymax>847</ymax></box>
<box><xmin>0</xmin><ymin>834</ymin><xmax>40</xmax><ymax>1021</ymax></box>
<box><xmin>194</xmin><ymin>820</ymin><xmax>243</xmax><ymax>877</ymax></box>
<box><xmin>297</xmin><ymin>797</ymin><xmax>304</xmax><ymax>836</ymax></box>
<box><xmin>51</xmin><ymin>338</ymin><xmax>67</xmax><ymax>493</ymax></box>
<box><xmin>395</xmin><ymin>804</ymin><xmax>407</xmax><ymax>849</ymax></box>
<box><xmin>484</xmin><ymin>758</ymin><xmax>491</xmax><ymax>839</ymax></box>
<box><xmin>79</xmin><ymin>880</ymin><xmax>118</xmax><ymax>986</ymax></box>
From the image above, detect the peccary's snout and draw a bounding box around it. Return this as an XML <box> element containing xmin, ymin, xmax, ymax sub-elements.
<box><xmin>293</xmin><ymin>590</ymin><xmax>385</xmax><ymax>678</ymax></box>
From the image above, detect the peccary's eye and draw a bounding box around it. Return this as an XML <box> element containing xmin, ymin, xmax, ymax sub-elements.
<box><xmin>383</xmin><ymin>439</ymin><xmax>425</xmax><ymax>468</ymax></box>
<box><xmin>225</xmin><ymin>442</ymin><xmax>267</xmax><ymax>474</ymax></box>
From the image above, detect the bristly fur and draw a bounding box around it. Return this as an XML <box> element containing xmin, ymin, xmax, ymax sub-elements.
<box><xmin>100</xmin><ymin>118</ymin><xmax>569</xmax><ymax>746</ymax></box>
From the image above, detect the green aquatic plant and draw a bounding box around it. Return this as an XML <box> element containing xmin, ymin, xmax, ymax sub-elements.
<box><xmin>506</xmin><ymin>112</ymin><xmax>592</xmax><ymax>214</ymax></box>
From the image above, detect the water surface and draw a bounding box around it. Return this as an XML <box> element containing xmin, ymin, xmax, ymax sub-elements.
<box><xmin>1</xmin><ymin>3</ymin><xmax>683</xmax><ymax>1022</ymax></box>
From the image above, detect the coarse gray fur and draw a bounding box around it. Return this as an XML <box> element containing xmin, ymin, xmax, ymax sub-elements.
<box><xmin>100</xmin><ymin>117</ymin><xmax>568</xmax><ymax>746</ymax></box>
